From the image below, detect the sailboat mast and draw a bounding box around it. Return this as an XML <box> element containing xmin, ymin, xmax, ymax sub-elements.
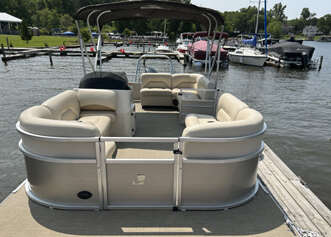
<box><xmin>264</xmin><ymin>0</ymin><xmax>268</xmax><ymax>54</ymax></box>
<box><xmin>255</xmin><ymin>0</ymin><xmax>261</xmax><ymax>34</ymax></box>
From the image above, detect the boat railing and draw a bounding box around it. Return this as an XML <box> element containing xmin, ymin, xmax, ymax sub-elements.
<box><xmin>135</xmin><ymin>54</ymin><xmax>174</xmax><ymax>82</ymax></box>
<box><xmin>17</xmin><ymin>121</ymin><xmax>266</xmax><ymax>210</ymax></box>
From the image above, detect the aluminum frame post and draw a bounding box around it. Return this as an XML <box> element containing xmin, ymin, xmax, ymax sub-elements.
<box><xmin>95</xmin><ymin>10</ymin><xmax>111</xmax><ymax>71</ymax></box>
<box><xmin>202</xmin><ymin>13</ymin><xmax>212</xmax><ymax>73</ymax></box>
<box><xmin>75</xmin><ymin>20</ymin><xmax>86</xmax><ymax>76</ymax></box>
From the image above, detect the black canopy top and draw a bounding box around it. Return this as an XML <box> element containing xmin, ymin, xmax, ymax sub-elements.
<box><xmin>74</xmin><ymin>0</ymin><xmax>223</xmax><ymax>29</ymax></box>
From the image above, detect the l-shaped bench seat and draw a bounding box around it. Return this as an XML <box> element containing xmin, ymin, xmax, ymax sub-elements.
<box><xmin>140</xmin><ymin>73</ymin><xmax>214</xmax><ymax>107</ymax></box>
<box><xmin>18</xmin><ymin>88</ymin><xmax>133</xmax><ymax>158</ymax></box>
<box><xmin>183</xmin><ymin>93</ymin><xmax>265</xmax><ymax>158</ymax></box>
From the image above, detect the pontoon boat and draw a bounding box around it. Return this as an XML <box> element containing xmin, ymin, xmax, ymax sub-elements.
<box><xmin>1</xmin><ymin>1</ymin><xmax>329</xmax><ymax>237</ymax></box>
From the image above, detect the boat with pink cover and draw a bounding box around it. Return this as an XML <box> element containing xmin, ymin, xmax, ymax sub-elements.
<box><xmin>188</xmin><ymin>31</ymin><xmax>229</xmax><ymax>65</ymax></box>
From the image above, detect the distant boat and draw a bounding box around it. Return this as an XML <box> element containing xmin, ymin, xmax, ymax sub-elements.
<box><xmin>176</xmin><ymin>32</ymin><xmax>193</xmax><ymax>53</ymax></box>
<box><xmin>155</xmin><ymin>44</ymin><xmax>172</xmax><ymax>53</ymax></box>
<box><xmin>267</xmin><ymin>41</ymin><xmax>315</xmax><ymax>68</ymax></box>
<box><xmin>318</xmin><ymin>35</ymin><xmax>331</xmax><ymax>42</ymax></box>
<box><xmin>229</xmin><ymin>35</ymin><xmax>267</xmax><ymax>67</ymax></box>
<box><xmin>188</xmin><ymin>31</ymin><xmax>228</xmax><ymax>64</ymax></box>
<box><xmin>229</xmin><ymin>47</ymin><xmax>267</xmax><ymax>67</ymax></box>
<box><xmin>61</xmin><ymin>31</ymin><xmax>75</xmax><ymax>36</ymax></box>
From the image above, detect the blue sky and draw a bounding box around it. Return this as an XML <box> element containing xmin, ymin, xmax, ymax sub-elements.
<box><xmin>191</xmin><ymin>0</ymin><xmax>330</xmax><ymax>19</ymax></box>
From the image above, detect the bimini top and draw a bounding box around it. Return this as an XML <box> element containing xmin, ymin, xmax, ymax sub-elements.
<box><xmin>74</xmin><ymin>0</ymin><xmax>224</xmax><ymax>29</ymax></box>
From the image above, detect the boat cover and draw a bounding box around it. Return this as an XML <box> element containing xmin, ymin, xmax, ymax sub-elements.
<box><xmin>268</xmin><ymin>42</ymin><xmax>315</xmax><ymax>59</ymax></box>
<box><xmin>193</xmin><ymin>31</ymin><xmax>228</xmax><ymax>39</ymax></box>
<box><xmin>74</xmin><ymin>0</ymin><xmax>224</xmax><ymax>29</ymax></box>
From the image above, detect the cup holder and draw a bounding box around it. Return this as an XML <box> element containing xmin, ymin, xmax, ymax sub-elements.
<box><xmin>77</xmin><ymin>191</ymin><xmax>92</xmax><ymax>200</ymax></box>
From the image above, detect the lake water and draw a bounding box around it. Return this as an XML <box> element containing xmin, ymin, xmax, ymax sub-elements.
<box><xmin>0</xmin><ymin>41</ymin><xmax>330</xmax><ymax>208</ymax></box>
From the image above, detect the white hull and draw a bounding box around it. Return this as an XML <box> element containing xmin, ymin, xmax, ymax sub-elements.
<box><xmin>229</xmin><ymin>54</ymin><xmax>267</xmax><ymax>67</ymax></box>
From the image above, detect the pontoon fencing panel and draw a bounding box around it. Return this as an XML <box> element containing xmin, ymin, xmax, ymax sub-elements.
<box><xmin>100</xmin><ymin>137</ymin><xmax>179</xmax><ymax>209</ymax></box>
<box><xmin>17</xmin><ymin>121</ymin><xmax>266</xmax><ymax>210</ymax></box>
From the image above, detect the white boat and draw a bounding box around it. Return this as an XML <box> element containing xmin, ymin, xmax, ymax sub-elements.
<box><xmin>229</xmin><ymin>47</ymin><xmax>267</xmax><ymax>66</ymax></box>
<box><xmin>155</xmin><ymin>44</ymin><xmax>172</xmax><ymax>53</ymax></box>
<box><xmin>176</xmin><ymin>38</ymin><xmax>192</xmax><ymax>54</ymax></box>
<box><xmin>176</xmin><ymin>32</ymin><xmax>194</xmax><ymax>54</ymax></box>
<box><xmin>1</xmin><ymin>1</ymin><xmax>329</xmax><ymax>237</ymax></box>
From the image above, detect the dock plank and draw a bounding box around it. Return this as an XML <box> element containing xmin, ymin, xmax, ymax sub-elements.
<box><xmin>259</xmin><ymin>145</ymin><xmax>331</xmax><ymax>236</ymax></box>
<box><xmin>264</xmin><ymin>144</ymin><xmax>331</xmax><ymax>226</ymax></box>
<box><xmin>262</xmin><ymin>152</ymin><xmax>330</xmax><ymax>236</ymax></box>
<box><xmin>258</xmin><ymin>161</ymin><xmax>319</xmax><ymax>234</ymax></box>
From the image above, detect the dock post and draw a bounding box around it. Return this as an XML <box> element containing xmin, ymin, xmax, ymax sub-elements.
<box><xmin>318</xmin><ymin>56</ymin><xmax>323</xmax><ymax>71</ymax></box>
<box><xmin>6</xmin><ymin>37</ymin><xmax>9</xmax><ymax>50</ymax></box>
<box><xmin>1</xmin><ymin>44</ymin><xmax>7</xmax><ymax>66</ymax></box>
<box><xmin>44</xmin><ymin>43</ymin><xmax>53</xmax><ymax>67</ymax></box>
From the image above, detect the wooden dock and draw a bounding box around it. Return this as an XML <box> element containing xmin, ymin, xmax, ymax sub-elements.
<box><xmin>259</xmin><ymin>144</ymin><xmax>331</xmax><ymax>237</ymax></box>
<box><xmin>101</xmin><ymin>50</ymin><xmax>184</xmax><ymax>63</ymax></box>
<box><xmin>1</xmin><ymin>47</ymin><xmax>185</xmax><ymax>65</ymax></box>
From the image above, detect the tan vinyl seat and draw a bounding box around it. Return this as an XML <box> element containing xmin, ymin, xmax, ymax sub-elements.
<box><xmin>140</xmin><ymin>73</ymin><xmax>213</xmax><ymax>107</ymax></box>
<box><xmin>185</xmin><ymin>93</ymin><xmax>248</xmax><ymax>127</ymax></box>
<box><xmin>19</xmin><ymin>89</ymin><xmax>118</xmax><ymax>158</ymax></box>
<box><xmin>185</xmin><ymin>114</ymin><xmax>217</xmax><ymax>127</ymax></box>
<box><xmin>140</xmin><ymin>73</ymin><xmax>173</xmax><ymax>106</ymax></box>
<box><xmin>183</xmin><ymin>93</ymin><xmax>264</xmax><ymax>159</ymax></box>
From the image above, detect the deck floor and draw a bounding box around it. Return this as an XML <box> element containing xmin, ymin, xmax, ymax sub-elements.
<box><xmin>0</xmin><ymin>183</ymin><xmax>293</xmax><ymax>237</ymax></box>
<box><xmin>115</xmin><ymin>105</ymin><xmax>184</xmax><ymax>159</ymax></box>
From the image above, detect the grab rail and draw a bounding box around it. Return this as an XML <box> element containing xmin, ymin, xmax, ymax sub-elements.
<box><xmin>17</xmin><ymin>121</ymin><xmax>267</xmax><ymax>143</ymax></box>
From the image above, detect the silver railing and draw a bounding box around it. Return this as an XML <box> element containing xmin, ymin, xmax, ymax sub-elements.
<box><xmin>16</xmin><ymin>121</ymin><xmax>266</xmax><ymax>209</ymax></box>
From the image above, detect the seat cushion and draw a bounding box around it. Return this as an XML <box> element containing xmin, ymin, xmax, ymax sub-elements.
<box><xmin>185</xmin><ymin>113</ymin><xmax>217</xmax><ymax>127</ymax></box>
<box><xmin>76</xmin><ymin>89</ymin><xmax>117</xmax><ymax>111</ymax></box>
<box><xmin>141</xmin><ymin>73</ymin><xmax>172</xmax><ymax>88</ymax></box>
<box><xmin>172</xmin><ymin>88</ymin><xmax>198</xmax><ymax>97</ymax></box>
<box><xmin>216</xmin><ymin>93</ymin><xmax>248</xmax><ymax>121</ymax></box>
<box><xmin>79</xmin><ymin>114</ymin><xmax>112</xmax><ymax>136</ymax></box>
<box><xmin>140</xmin><ymin>88</ymin><xmax>172</xmax><ymax>96</ymax></box>
<box><xmin>42</xmin><ymin>90</ymin><xmax>80</xmax><ymax>120</ymax></box>
<box><xmin>171</xmin><ymin>73</ymin><xmax>200</xmax><ymax>89</ymax></box>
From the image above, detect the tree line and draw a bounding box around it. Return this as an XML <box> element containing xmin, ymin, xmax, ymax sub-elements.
<box><xmin>223</xmin><ymin>3</ymin><xmax>331</xmax><ymax>38</ymax></box>
<box><xmin>1</xmin><ymin>0</ymin><xmax>330</xmax><ymax>39</ymax></box>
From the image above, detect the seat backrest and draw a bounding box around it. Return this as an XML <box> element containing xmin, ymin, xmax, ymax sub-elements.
<box><xmin>77</xmin><ymin>89</ymin><xmax>117</xmax><ymax>111</ymax></box>
<box><xmin>171</xmin><ymin>73</ymin><xmax>200</xmax><ymax>89</ymax></box>
<box><xmin>19</xmin><ymin>105</ymin><xmax>100</xmax><ymax>137</ymax></box>
<box><xmin>42</xmin><ymin>90</ymin><xmax>80</xmax><ymax>120</ymax></box>
<box><xmin>182</xmin><ymin>108</ymin><xmax>264</xmax><ymax>159</ymax></box>
<box><xmin>141</xmin><ymin>73</ymin><xmax>172</xmax><ymax>88</ymax></box>
<box><xmin>216</xmin><ymin>93</ymin><xmax>248</xmax><ymax>121</ymax></box>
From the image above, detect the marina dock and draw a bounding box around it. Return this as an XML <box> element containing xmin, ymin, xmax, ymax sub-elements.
<box><xmin>1</xmin><ymin>47</ymin><xmax>184</xmax><ymax>64</ymax></box>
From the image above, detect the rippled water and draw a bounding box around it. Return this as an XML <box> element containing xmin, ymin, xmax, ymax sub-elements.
<box><xmin>0</xmin><ymin>41</ymin><xmax>330</xmax><ymax>208</ymax></box>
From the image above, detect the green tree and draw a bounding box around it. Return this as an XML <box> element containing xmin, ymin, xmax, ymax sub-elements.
<box><xmin>122</xmin><ymin>28</ymin><xmax>131</xmax><ymax>36</ymax></box>
<box><xmin>287</xmin><ymin>19</ymin><xmax>304</xmax><ymax>34</ymax></box>
<box><xmin>270</xmin><ymin>3</ymin><xmax>287</xmax><ymax>23</ymax></box>
<box><xmin>317</xmin><ymin>14</ymin><xmax>331</xmax><ymax>34</ymax></box>
<box><xmin>19</xmin><ymin>22</ymin><xmax>33</xmax><ymax>43</ymax></box>
<box><xmin>267</xmin><ymin>21</ymin><xmax>282</xmax><ymax>38</ymax></box>
<box><xmin>80</xmin><ymin>28</ymin><xmax>91</xmax><ymax>42</ymax></box>
<box><xmin>60</xmin><ymin>14</ymin><xmax>73</xmax><ymax>31</ymax></box>
<box><xmin>301</xmin><ymin>8</ymin><xmax>316</xmax><ymax>25</ymax></box>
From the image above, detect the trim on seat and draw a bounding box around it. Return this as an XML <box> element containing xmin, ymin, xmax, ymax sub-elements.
<box><xmin>19</xmin><ymin>140</ymin><xmax>96</xmax><ymax>164</ymax></box>
<box><xmin>182</xmin><ymin>142</ymin><xmax>264</xmax><ymax>163</ymax></box>
<box><xmin>16</xmin><ymin>122</ymin><xmax>99</xmax><ymax>143</ymax></box>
